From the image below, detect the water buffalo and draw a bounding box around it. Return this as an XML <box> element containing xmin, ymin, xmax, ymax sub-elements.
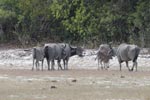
<box><xmin>61</xmin><ymin>44</ymin><xmax>84</xmax><ymax>70</ymax></box>
<box><xmin>116</xmin><ymin>43</ymin><xmax>140</xmax><ymax>71</ymax></box>
<box><xmin>96</xmin><ymin>44</ymin><xmax>114</xmax><ymax>70</ymax></box>
<box><xmin>44</xmin><ymin>43</ymin><xmax>66</xmax><ymax>70</ymax></box>
<box><xmin>44</xmin><ymin>43</ymin><xmax>84</xmax><ymax>70</ymax></box>
<box><xmin>32</xmin><ymin>47</ymin><xmax>45</xmax><ymax>71</ymax></box>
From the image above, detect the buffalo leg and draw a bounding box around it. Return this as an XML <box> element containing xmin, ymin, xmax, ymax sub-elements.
<box><xmin>41</xmin><ymin>60</ymin><xmax>44</xmax><ymax>71</ymax></box>
<box><xmin>119</xmin><ymin>62</ymin><xmax>122</xmax><ymax>71</ymax></box>
<box><xmin>105</xmin><ymin>62</ymin><xmax>109</xmax><ymax>70</ymax></box>
<box><xmin>57</xmin><ymin>60</ymin><xmax>62</xmax><ymax>70</ymax></box>
<box><xmin>97</xmin><ymin>59</ymin><xmax>100</xmax><ymax>70</ymax></box>
<box><xmin>51</xmin><ymin>60</ymin><xmax>55</xmax><ymax>70</ymax></box>
<box><xmin>131</xmin><ymin>61</ymin><xmax>137</xmax><ymax>71</ymax></box>
<box><xmin>47</xmin><ymin>58</ymin><xmax>50</xmax><ymax>71</ymax></box>
<box><xmin>32</xmin><ymin>59</ymin><xmax>35</xmax><ymax>71</ymax></box>
<box><xmin>66</xmin><ymin>59</ymin><xmax>69</xmax><ymax>70</ymax></box>
<box><xmin>100</xmin><ymin>60</ymin><xmax>103</xmax><ymax>70</ymax></box>
<box><xmin>63</xmin><ymin>59</ymin><xmax>66</xmax><ymax>70</ymax></box>
<box><xmin>125</xmin><ymin>61</ymin><xmax>131</xmax><ymax>71</ymax></box>
<box><xmin>35</xmin><ymin>61</ymin><xmax>39</xmax><ymax>71</ymax></box>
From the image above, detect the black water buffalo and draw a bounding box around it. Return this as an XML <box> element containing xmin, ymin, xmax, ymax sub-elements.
<box><xmin>44</xmin><ymin>43</ymin><xmax>66</xmax><ymax>70</ymax></box>
<box><xmin>61</xmin><ymin>43</ymin><xmax>84</xmax><ymax>70</ymax></box>
<box><xmin>116</xmin><ymin>43</ymin><xmax>140</xmax><ymax>71</ymax></box>
<box><xmin>96</xmin><ymin>44</ymin><xmax>114</xmax><ymax>70</ymax></box>
<box><xmin>44</xmin><ymin>43</ymin><xmax>84</xmax><ymax>70</ymax></box>
<box><xmin>32</xmin><ymin>47</ymin><xmax>45</xmax><ymax>71</ymax></box>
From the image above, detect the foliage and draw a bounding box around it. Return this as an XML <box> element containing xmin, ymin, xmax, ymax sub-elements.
<box><xmin>0</xmin><ymin>0</ymin><xmax>150</xmax><ymax>47</ymax></box>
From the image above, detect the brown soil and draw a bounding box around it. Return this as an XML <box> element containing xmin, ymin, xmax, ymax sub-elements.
<box><xmin>0</xmin><ymin>69</ymin><xmax>150</xmax><ymax>100</ymax></box>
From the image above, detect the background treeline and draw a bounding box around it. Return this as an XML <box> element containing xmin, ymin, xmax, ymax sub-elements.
<box><xmin>0</xmin><ymin>0</ymin><xmax>150</xmax><ymax>48</ymax></box>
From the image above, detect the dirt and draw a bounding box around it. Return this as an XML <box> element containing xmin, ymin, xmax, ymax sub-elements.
<box><xmin>0</xmin><ymin>69</ymin><xmax>150</xmax><ymax>100</ymax></box>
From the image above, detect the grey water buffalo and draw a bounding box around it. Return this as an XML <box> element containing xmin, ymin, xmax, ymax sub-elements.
<box><xmin>61</xmin><ymin>44</ymin><xmax>84</xmax><ymax>70</ymax></box>
<box><xmin>96</xmin><ymin>44</ymin><xmax>114</xmax><ymax>70</ymax></box>
<box><xmin>116</xmin><ymin>43</ymin><xmax>140</xmax><ymax>71</ymax></box>
<box><xmin>44</xmin><ymin>43</ymin><xmax>66</xmax><ymax>70</ymax></box>
<box><xmin>32</xmin><ymin>47</ymin><xmax>45</xmax><ymax>71</ymax></box>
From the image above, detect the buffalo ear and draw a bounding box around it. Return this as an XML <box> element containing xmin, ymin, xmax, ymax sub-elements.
<box><xmin>63</xmin><ymin>44</ymin><xmax>66</xmax><ymax>49</ymax></box>
<box><xmin>60</xmin><ymin>44</ymin><xmax>66</xmax><ymax>49</ymax></box>
<box><xmin>70</xmin><ymin>46</ymin><xmax>76</xmax><ymax>50</ymax></box>
<box><xmin>108</xmin><ymin>48</ymin><xmax>116</xmax><ymax>57</ymax></box>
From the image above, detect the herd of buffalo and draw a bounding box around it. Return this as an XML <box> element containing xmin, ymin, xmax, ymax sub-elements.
<box><xmin>32</xmin><ymin>43</ymin><xmax>140</xmax><ymax>71</ymax></box>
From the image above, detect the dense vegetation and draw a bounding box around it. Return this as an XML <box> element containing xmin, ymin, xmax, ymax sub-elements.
<box><xmin>0</xmin><ymin>0</ymin><xmax>150</xmax><ymax>47</ymax></box>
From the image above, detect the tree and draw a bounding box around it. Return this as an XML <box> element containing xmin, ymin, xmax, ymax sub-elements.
<box><xmin>131</xmin><ymin>0</ymin><xmax>150</xmax><ymax>47</ymax></box>
<box><xmin>0</xmin><ymin>0</ymin><xmax>150</xmax><ymax>47</ymax></box>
